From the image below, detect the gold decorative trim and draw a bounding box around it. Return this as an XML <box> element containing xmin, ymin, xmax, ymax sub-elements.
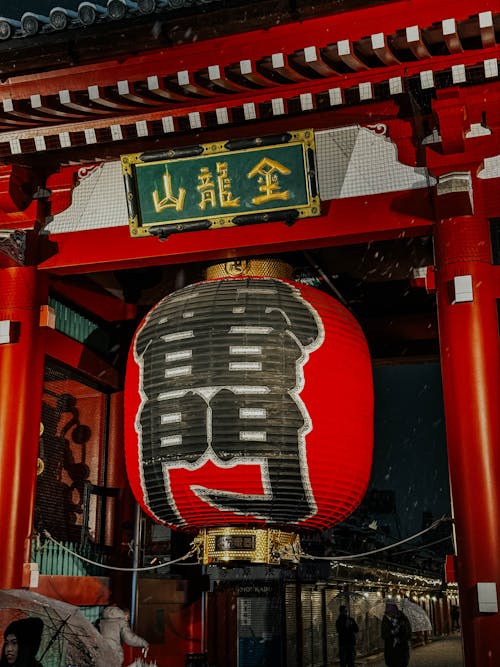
<box><xmin>121</xmin><ymin>129</ymin><xmax>319</xmax><ymax>238</ymax></box>
<box><xmin>37</xmin><ymin>458</ymin><xmax>44</xmax><ymax>476</ymax></box>
<box><xmin>205</xmin><ymin>257</ymin><xmax>293</xmax><ymax>279</ymax></box>
<box><xmin>193</xmin><ymin>527</ymin><xmax>302</xmax><ymax>565</ymax></box>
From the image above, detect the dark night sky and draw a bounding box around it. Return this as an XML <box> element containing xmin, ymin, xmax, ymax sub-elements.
<box><xmin>0</xmin><ymin>2</ymin><xmax>82</xmax><ymax>19</ymax></box>
<box><xmin>368</xmin><ymin>362</ymin><xmax>451</xmax><ymax>536</ymax></box>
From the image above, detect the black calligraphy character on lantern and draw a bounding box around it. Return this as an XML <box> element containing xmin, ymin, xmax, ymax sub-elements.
<box><xmin>134</xmin><ymin>277</ymin><xmax>324</xmax><ymax>526</ymax></box>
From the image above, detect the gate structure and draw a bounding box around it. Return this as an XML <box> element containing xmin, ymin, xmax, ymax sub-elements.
<box><xmin>0</xmin><ymin>1</ymin><xmax>499</xmax><ymax>666</ymax></box>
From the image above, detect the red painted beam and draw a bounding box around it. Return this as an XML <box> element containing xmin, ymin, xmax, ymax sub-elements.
<box><xmin>38</xmin><ymin>190</ymin><xmax>434</xmax><ymax>275</ymax></box>
<box><xmin>480</xmin><ymin>177</ymin><xmax>500</xmax><ymax>219</ymax></box>
<box><xmin>50</xmin><ymin>278</ymin><xmax>137</xmax><ymax>322</ymax></box>
<box><xmin>33</xmin><ymin>575</ymin><xmax>111</xmax><ymax>606</ymax></box>
<box><xmin>45</xmin><ymin>329</ymin><xmax>120</xmax><ymax>389</ymax></box>
<box><xmin>0</xmin><ymin>0</ymin><xmax>491</xmax><ymax>102</ymax></box>
<box><xmin>0</xmin><ymin>267</ymin><xmax>47</xmax><ymax>589</ymax></box>
<box><xmin>435</xmin><ymin>214</ymin><xmax>500</xmax><ymax>667</ymax></box>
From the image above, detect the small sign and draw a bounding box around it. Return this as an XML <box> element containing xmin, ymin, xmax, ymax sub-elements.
<box><xmin>215</xmin><ymin>534</ymin><xmax>256</xmax><ymax>551</ymax></box>
<box><xmin>121</xmin><ymin>129</ymin><xmax>319</xmax><ymax>238</ymax></box>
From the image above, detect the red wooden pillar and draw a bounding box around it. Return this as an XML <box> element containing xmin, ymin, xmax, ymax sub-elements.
<box><xmin>0</xmin><ymin>266</ymin><xmax>47</xmax><ymax>589</ymax></box>
<box><xmin>434</xmin><ymin>211</ymin><xmax>500</xmax><ymax>667</ymax></box>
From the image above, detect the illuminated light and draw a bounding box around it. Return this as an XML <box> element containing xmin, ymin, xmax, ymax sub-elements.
<box><xmin>0</xmin><ymin>17</ymin><xmax>20</xmax><ymax>40</ymax></box>
<box><xmin>78</xmin><ymin>2</ymin><xmax>107</xmax><ymax>25</ymax></box>
<box><xmin>49</xmin><ymin>7</ymin><xmax>78</xmax><ymax>30</ymax></box>
<box><xmin>21</xmin><ymin>12</ymin><xmax>50</xmax><ymax>35</ymax></box>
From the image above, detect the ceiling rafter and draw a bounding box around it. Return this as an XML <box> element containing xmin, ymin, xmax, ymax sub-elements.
<box><xmin>0</xmin><ymin>4</ymin><xmax>497</xmax><ymax>162</ymax></box>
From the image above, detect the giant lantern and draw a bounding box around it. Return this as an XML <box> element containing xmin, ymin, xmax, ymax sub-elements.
<box><xmin>124</xmin><ymin>258</ymin><xmax>373</xmax><ymax>564</ymax></box>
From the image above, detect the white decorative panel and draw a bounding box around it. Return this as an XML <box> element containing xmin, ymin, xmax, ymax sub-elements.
<box><xmin>300</xmin><ymin>93</ymin><xmax>314</xmax><ymax>111</ymax></box>
<box><xmin>34</xmin><ymin>136</ymin><xmax>46</xmax><ymax>151</ymax></box>
<box><xmin>328</xmin><ymin>88</ymin><xmax>343</xmax><ymax>106</ymax></box>
<box><xmin>46</xmin><ymin>126</ymin><xmax>442</xmax><ymax>234</ymax></box>
<box><xmin>389</xmin><ymin>77</ymin><xmax>403</xmax><ymax>95</ymax></box>
<box><xmin>46</xmin><ymin>163</ymin><xmax>129</xmax><ymax>233</ymax></box>
<box><xmin>9</xmin><ymin>139</ymin><xmax>21</xmax><ymax>154</ymax></box>
<box><xmin>484</xmin><ymin>59</ymin><xmax>499</xmax><ymax>78</ymax></box>
<box><xmin>420</xmin><ymin>70</ymin><xmax>434</xmax><ymax>89</ymax></box>
<box><xmin>111</xmin><ymin>125</ymin><xmax>123</xmax><ymax>141</ymax></box>
<box><xmin>189</xmin><ymin>112</ymin><xmax>202</xmax><ymax>129</ymax></box>
<box><xmin>478</xmin><ymin>155</ymin><xmax>500</xmax><ymax>179</ymax></box>
<box><xmin>136</xmin><ymin>121</ymin><xmax>149</xmax><ymax>137</ymax></box>
<box><xmin>243</xmin><ymin>103</ymin><xmax>256</xmax><ymax>120</ymax></box>
<box><xmin>271</xmin><ymin>98</ymin><xmax>285</xmax><ymax>115</ymax></box>
<box><xmin>216</xmin><ymin>108</ymin><xmax>229</xmax><ymax>124</ymax></box>
<box><xmin>162</xmin><ymin>117</ymin><xmax>175</xmax><ymax>133</ymax></box>
<box><xmin>315</xmin><ymin>126</ymin><xmax>434</xmax><ymax>200</ymax></box>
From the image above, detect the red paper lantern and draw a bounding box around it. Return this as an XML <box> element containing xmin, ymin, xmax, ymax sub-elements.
<box><xmin>124</xmin><ymin>276</ymin><xmax>373</xmax><ymax>532</ymax></box>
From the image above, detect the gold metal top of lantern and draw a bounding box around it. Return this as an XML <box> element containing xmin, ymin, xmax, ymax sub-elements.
<box><xmin>205</xmin><ymin>257</ymin><xmax>293</xmax><ymax>280</ymax></box>
<box><xmin>193</xmin><ymin>527</ymin><xmax>302</xmax><ymax>565</ymax></box>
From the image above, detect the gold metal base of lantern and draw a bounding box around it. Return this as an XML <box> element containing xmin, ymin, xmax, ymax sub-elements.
<box><xmin>205</xmin><ymin>257</ymin><xmax>293</xmax><ymax>280</ymax></box>
<box><xmin>193</xmin><ymin>527</ymin><xmax>302</xmax><ymax>565</ymax></box>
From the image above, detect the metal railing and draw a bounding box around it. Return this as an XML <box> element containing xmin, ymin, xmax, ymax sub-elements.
<box><xmin>31</xmin><ymin>538</ymin><xmax>110</xmax><ymax>576</ymax></box>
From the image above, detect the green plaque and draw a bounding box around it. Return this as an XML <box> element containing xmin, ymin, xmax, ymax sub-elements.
<box><xmin>121</xmin><ymin>129</ymin><xmax>320</xmax><ymax>238</ymax></box>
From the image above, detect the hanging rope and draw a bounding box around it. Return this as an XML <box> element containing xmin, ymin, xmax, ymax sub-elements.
<box><xmin>300</xmin><ymin>515</ymin><xmax>451</xmax><ymax>561</ymax></box>
<box><xmin>41</xmin><ymin>530</ymin><xmax>197</xmax><ymax>572</ymax></box>
<box><xmin>42</xmin><ymin>516</ymin><xmax>451</xmax><ymax>569</ymax></box>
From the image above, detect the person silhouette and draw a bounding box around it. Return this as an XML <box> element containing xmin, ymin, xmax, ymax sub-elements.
<box><xmin>336</xmin><ymin>605</ymin><xmax>359</xmax><ymax>667</ymax></box>
<box><xmin>381</xmin><ymin>603</ymin><xmax>412</xmax><ymax>667</ymax></box>
<box><xmin>450</xmin><ymin>605</ymin><xmax>460</xmax><ymax>632</ymax></box>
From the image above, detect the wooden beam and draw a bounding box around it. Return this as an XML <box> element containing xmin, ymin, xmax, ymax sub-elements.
<box><xmin>38</xmin><ymin>190</ymin><xmax>434</xmax><ymax>275</ymax></box>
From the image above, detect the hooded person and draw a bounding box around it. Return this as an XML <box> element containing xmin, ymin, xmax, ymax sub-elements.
<box><xmin>0</xmin><ymin>618</ymin><xmax>44</xmax><ymax>667</ymax></box>
<box><xmin>335</xmin><ymin>605</ymin><xmax>359</xmax><ymax>667</ymax></box>
<box><xmin>98</xmin><ymin>606</ymin><xmax>149</xmax><ymax>666</ymax></box>
<box><xmin>381</xmin><ymin>602</ymin><xmax>412</xmax><ymax>667</ymax></box>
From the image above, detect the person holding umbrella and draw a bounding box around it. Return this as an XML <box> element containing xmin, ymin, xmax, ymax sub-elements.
<box><xmin>381</xmin><ymin>602</ymin><xmax>412</xmax><ymax>667</ymax></box>
<box><xmin>0</xmin><ymin>618</ymin><xmax>44</xmax><ymax>667</ymax></box>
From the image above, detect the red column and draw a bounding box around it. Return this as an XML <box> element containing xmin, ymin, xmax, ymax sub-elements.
<box><xmin>0</xmin><ymin>266</ymin><xmax>47</xmax><ymax>589</ymax></box>
<box><xmin>434</xmin><ymin>214</ymin><xmax>500</xmax><ymax>667</ymax></box>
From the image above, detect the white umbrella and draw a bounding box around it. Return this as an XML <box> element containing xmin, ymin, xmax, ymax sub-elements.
<box><xmin>0</xmin><ymin>589</ymin><xmax>120</xmax><ymax>667</ymax></box>
<box><xmin>329</xmin><ymin>591</ymin><xmax>371</xmax><ymax>616</ymax></box>
<box><xmin>369</xmin><ymin>599</ymin><xmax>432</xmax><ymax>632</ymax></box>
